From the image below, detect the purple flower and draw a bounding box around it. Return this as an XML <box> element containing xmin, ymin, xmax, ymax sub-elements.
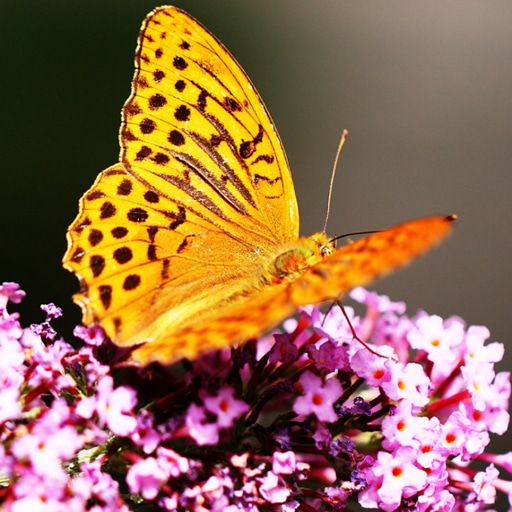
<box><xmin>268</xmin><ymin>333</ymin><xmax>298</xmax><ymax>363</ymax></box>
<box><xmin>40</xmin><ymin>303</ymin><xmax>63</xmax><ymax>320</ymax></box>
<box><xmin>308</xmin><ymin>339</ymin><xmax>350</xmax><ymax>372</ymax></box>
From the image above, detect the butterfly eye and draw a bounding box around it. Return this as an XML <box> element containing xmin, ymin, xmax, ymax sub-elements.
<box><xmin>321</xmin><ymin>240</ymin><xmax>336</xmax><ymax>257</ymax></box>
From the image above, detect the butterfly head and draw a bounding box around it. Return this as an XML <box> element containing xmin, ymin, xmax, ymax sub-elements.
<box><xmin>261</xmin><ymin>233</ymin><xmax>334</xmax><ymax>286</ymax></box>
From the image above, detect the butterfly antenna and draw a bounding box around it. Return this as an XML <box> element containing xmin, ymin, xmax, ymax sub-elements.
<box><xmin>323</xmin><ymin>129</ymin><xmax>349</xmax><ymax>233</ymax></box>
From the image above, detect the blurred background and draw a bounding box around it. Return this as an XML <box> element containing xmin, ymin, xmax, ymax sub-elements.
<box><xmin>1</xmin><ymin>0</ymin><xmax>510</xmax><ymax>494</ymax></box>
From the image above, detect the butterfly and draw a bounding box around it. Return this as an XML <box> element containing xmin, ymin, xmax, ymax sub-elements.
<box><xmin>63</xmin><ymin>6</ymin><xmax>455</xmax><ymax>366</ymax></box>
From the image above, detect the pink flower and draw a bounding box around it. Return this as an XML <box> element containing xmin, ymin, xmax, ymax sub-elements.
<box><xmin>258</xmin><ymin>471</ymin><xmax>290</xmax><ymax>504</ymax></box>
<box><xmin>407</xmin><ymin>313</ymin><xmax>465</xmax><ymax>382</ymax></box>
<box><xmin>350</xmin><ymin>345</ymin><xmax>395</xmax><ymax>386</ymax></box>
<box><xmin>156</xmin><ymin>446</ymin><xmax>190</xmax><ymax>477</ymax></box>
<box><xmin>73</xmin><ymin>460</ymin><xmax>126</xmax><ymax>510</ymax></box>
<box><xmin>293</xmin><ymin>371</ymin><xmax>342</xmax><ymax>423</ymax></box>
<box><xmin>381</xmin><ymin>400</ymin><xmax>436</xmax><ymax>452</ymax></box>
<box><xmin>0</xmin><ymin>282</ymin><xmax>25</xmax><ymax>310</ymax></box>
<box><xmin>185</xmin><ymin>403</ymin><xmax>220</xmax><ymax>445</ymax></box>
<box><xmin>470</xmin><ymin>464</ymin><xmax>499</xmax><ymax>504</ymax></box>
<box><xmin>381</xmin><ymin>361</ymin><xmax>431</xmax><ymax>407</ymax></box>
<box><xmin>0</xmin><ymin>382</ymin><xmax>22</xmax><ymax>424</ymax></box>
<box><xmin>463</xmin><ymin>325</ymin><xmax>503</xmax><ymax>368</ymax></box>
<box><xmin>363</xmin><ymin>447</ymin><xmax>428</xmax><ymax>512</ymax></box>
<box><xmin>126</xmin><ymin>457</ymin><xmax>167</xmax><ymax>500</ymax></box>
<box><xmin>73</xmin><ymin>324</ymin><xmax>106</xmax><ymax>346</ymax></box>
<box><xmin>130</xmin><ymin>409</ymin><xmax>161</xmax><ymax>454</ymax></box>
<box><xmin>438</xmin><ymin>410</ymin><xmax>474</xmax><ymax>458</ymax></box>
<box><xmin>202</xmin><ymin>385</ymin><xmax>249</xmax><ymax>428</ymax></box>
<box><xmin>461</xmin><ymin>363</ymin><xmax>496</xmax><ymax>411</ymax></box>
<box><xmin>351</xmin><ymin>287</ymin><xmax>406</xmax><ymax>314</ymax></box>
<box><xmin>272</xmin><ymin>451</ymin><xmax>296</xmax><ymax>475</ymax></box>
<box><xmin>76</xmin><ymin>375</ymin><xmax>137</xmax><ymax>436</ymax></box>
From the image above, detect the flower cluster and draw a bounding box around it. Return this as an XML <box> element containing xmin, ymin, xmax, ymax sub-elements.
<box><xmin>0</xmin><ymin>281</ymin><xmax>510</xmax><ymax>511</ymax></box>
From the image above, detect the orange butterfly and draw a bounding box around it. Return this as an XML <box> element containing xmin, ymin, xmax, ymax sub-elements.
<box><xmin>63</xmin><ymin>6</ymin><xmax>455</xmax><ymax>366</ymax></box>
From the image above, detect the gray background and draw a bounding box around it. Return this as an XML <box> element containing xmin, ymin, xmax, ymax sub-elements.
<box><xmin>1</xmin><ymin>1</ymin><xmax>510</xmax><ymax>500</ymax></box>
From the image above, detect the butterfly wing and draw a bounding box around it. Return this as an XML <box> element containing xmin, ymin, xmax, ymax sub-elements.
<box><xmin>121</xmin><ymin>6</ymin><xmax>298</xmax><ymax>243</ymax></box>
<box><xmin>63</xmin><ymin>7</ymin><xmax>298</xmax><ymax>347</ymax></box>
<box><xmin>130</xmin><ymin>215</ymin><xmax>455</xmax><ymax>365</ymax></box>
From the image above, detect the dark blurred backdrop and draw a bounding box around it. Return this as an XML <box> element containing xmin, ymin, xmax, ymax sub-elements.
<box><xmin>1</xmin><ymin>0</ymin><xmax>510</xmax><ymax>493</ymax></box>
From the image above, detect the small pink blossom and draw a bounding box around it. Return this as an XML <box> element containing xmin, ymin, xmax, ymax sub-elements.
<box><xmin>185</xmin><ymin>403</ymin><xmax>220</xmax><ymax>445</ymax></box>
<box><xmin>381</xmin><ymin>361</ymin><xmax>431</xmax><ymax>407</ymax></box>
<box><xmin>470</xmin><ymin>464</ymin><xmax>499</xmax><ymax>504</ymax></box>
<box><xmin>73</xmin><ymin>324</ymin><xmax>106</xmax><ymax>346</ymax></box>
<box><xmin>76</xmin><ymin>375</ymin><xmax>137</xmax><ymax>436</ymax></box>
<box><xmin>258</xmin><ymin>471</ymin><xmax>290</xmax><ymax>503</ymax></box>
<box><xmin>381</xmin><ymin>400</ymin><xmax>437</xmax><ymax>452</ymax></box>
<box><xmin>126</xmin><ymin>457</ymin><xmax>167</xmax><ymax>500</ymax></box>
<box><xmin>463</xmin><ymin>325</ymin><xmax>504</xmax><ymax>367</ymax></box>
<box><xmin>408</xmin><ymin>313</ymin><xmax>465</xmax><ymax>382</ymax></box>
<box><xmin>350</xmin><ymin>345</ymin><xmax>395</xmax><ymax>386</ymax></box>
<box><xmin>366</xmin><ymin>447</ymin><xmax>428</xmax><ymax>512</ymax></box>
<box><xmin>293</xmin><ymin>371</ymin><xmax>342</xmax><ymax>422</ymax></box>
<box><xmin>272</xmin><ymin>451</ymin><xmax>296</xmax><ymax>475</ymax></box>
<box><xmin>0</xmin><ymin>282</ymin><xmax>25</xmax><ymax>309</ymax></box>
<box><xmin>351</xmin><ymin>287</ymin><xmax>406</xmax><ymax>314</ymax></box>
<box><xmin>156</xmin><ymin>446</ymin><xmax>190</xmax><ymax>477</ymax></box>
<box><xmin>131</xmin><ymin>409</ymin><xmax>161</xmax><ymax>454</ymax></box>
<box><xmin>202</xmin><ymin>385</ymin><xmax>249</xmax><ymax>428</ymax></box>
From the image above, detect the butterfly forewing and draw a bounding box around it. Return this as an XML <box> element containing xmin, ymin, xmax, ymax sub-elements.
<box><xmin>121</xmin><ymin>7</ymin><xmax>299</xmax><ymax>246</ymax></box>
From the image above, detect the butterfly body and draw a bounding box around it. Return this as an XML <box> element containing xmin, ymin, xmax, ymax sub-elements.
<box><xmin>64</xmin><ymin>6</ymin><xmax>454</xmax><ymax>366</ymax></box>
